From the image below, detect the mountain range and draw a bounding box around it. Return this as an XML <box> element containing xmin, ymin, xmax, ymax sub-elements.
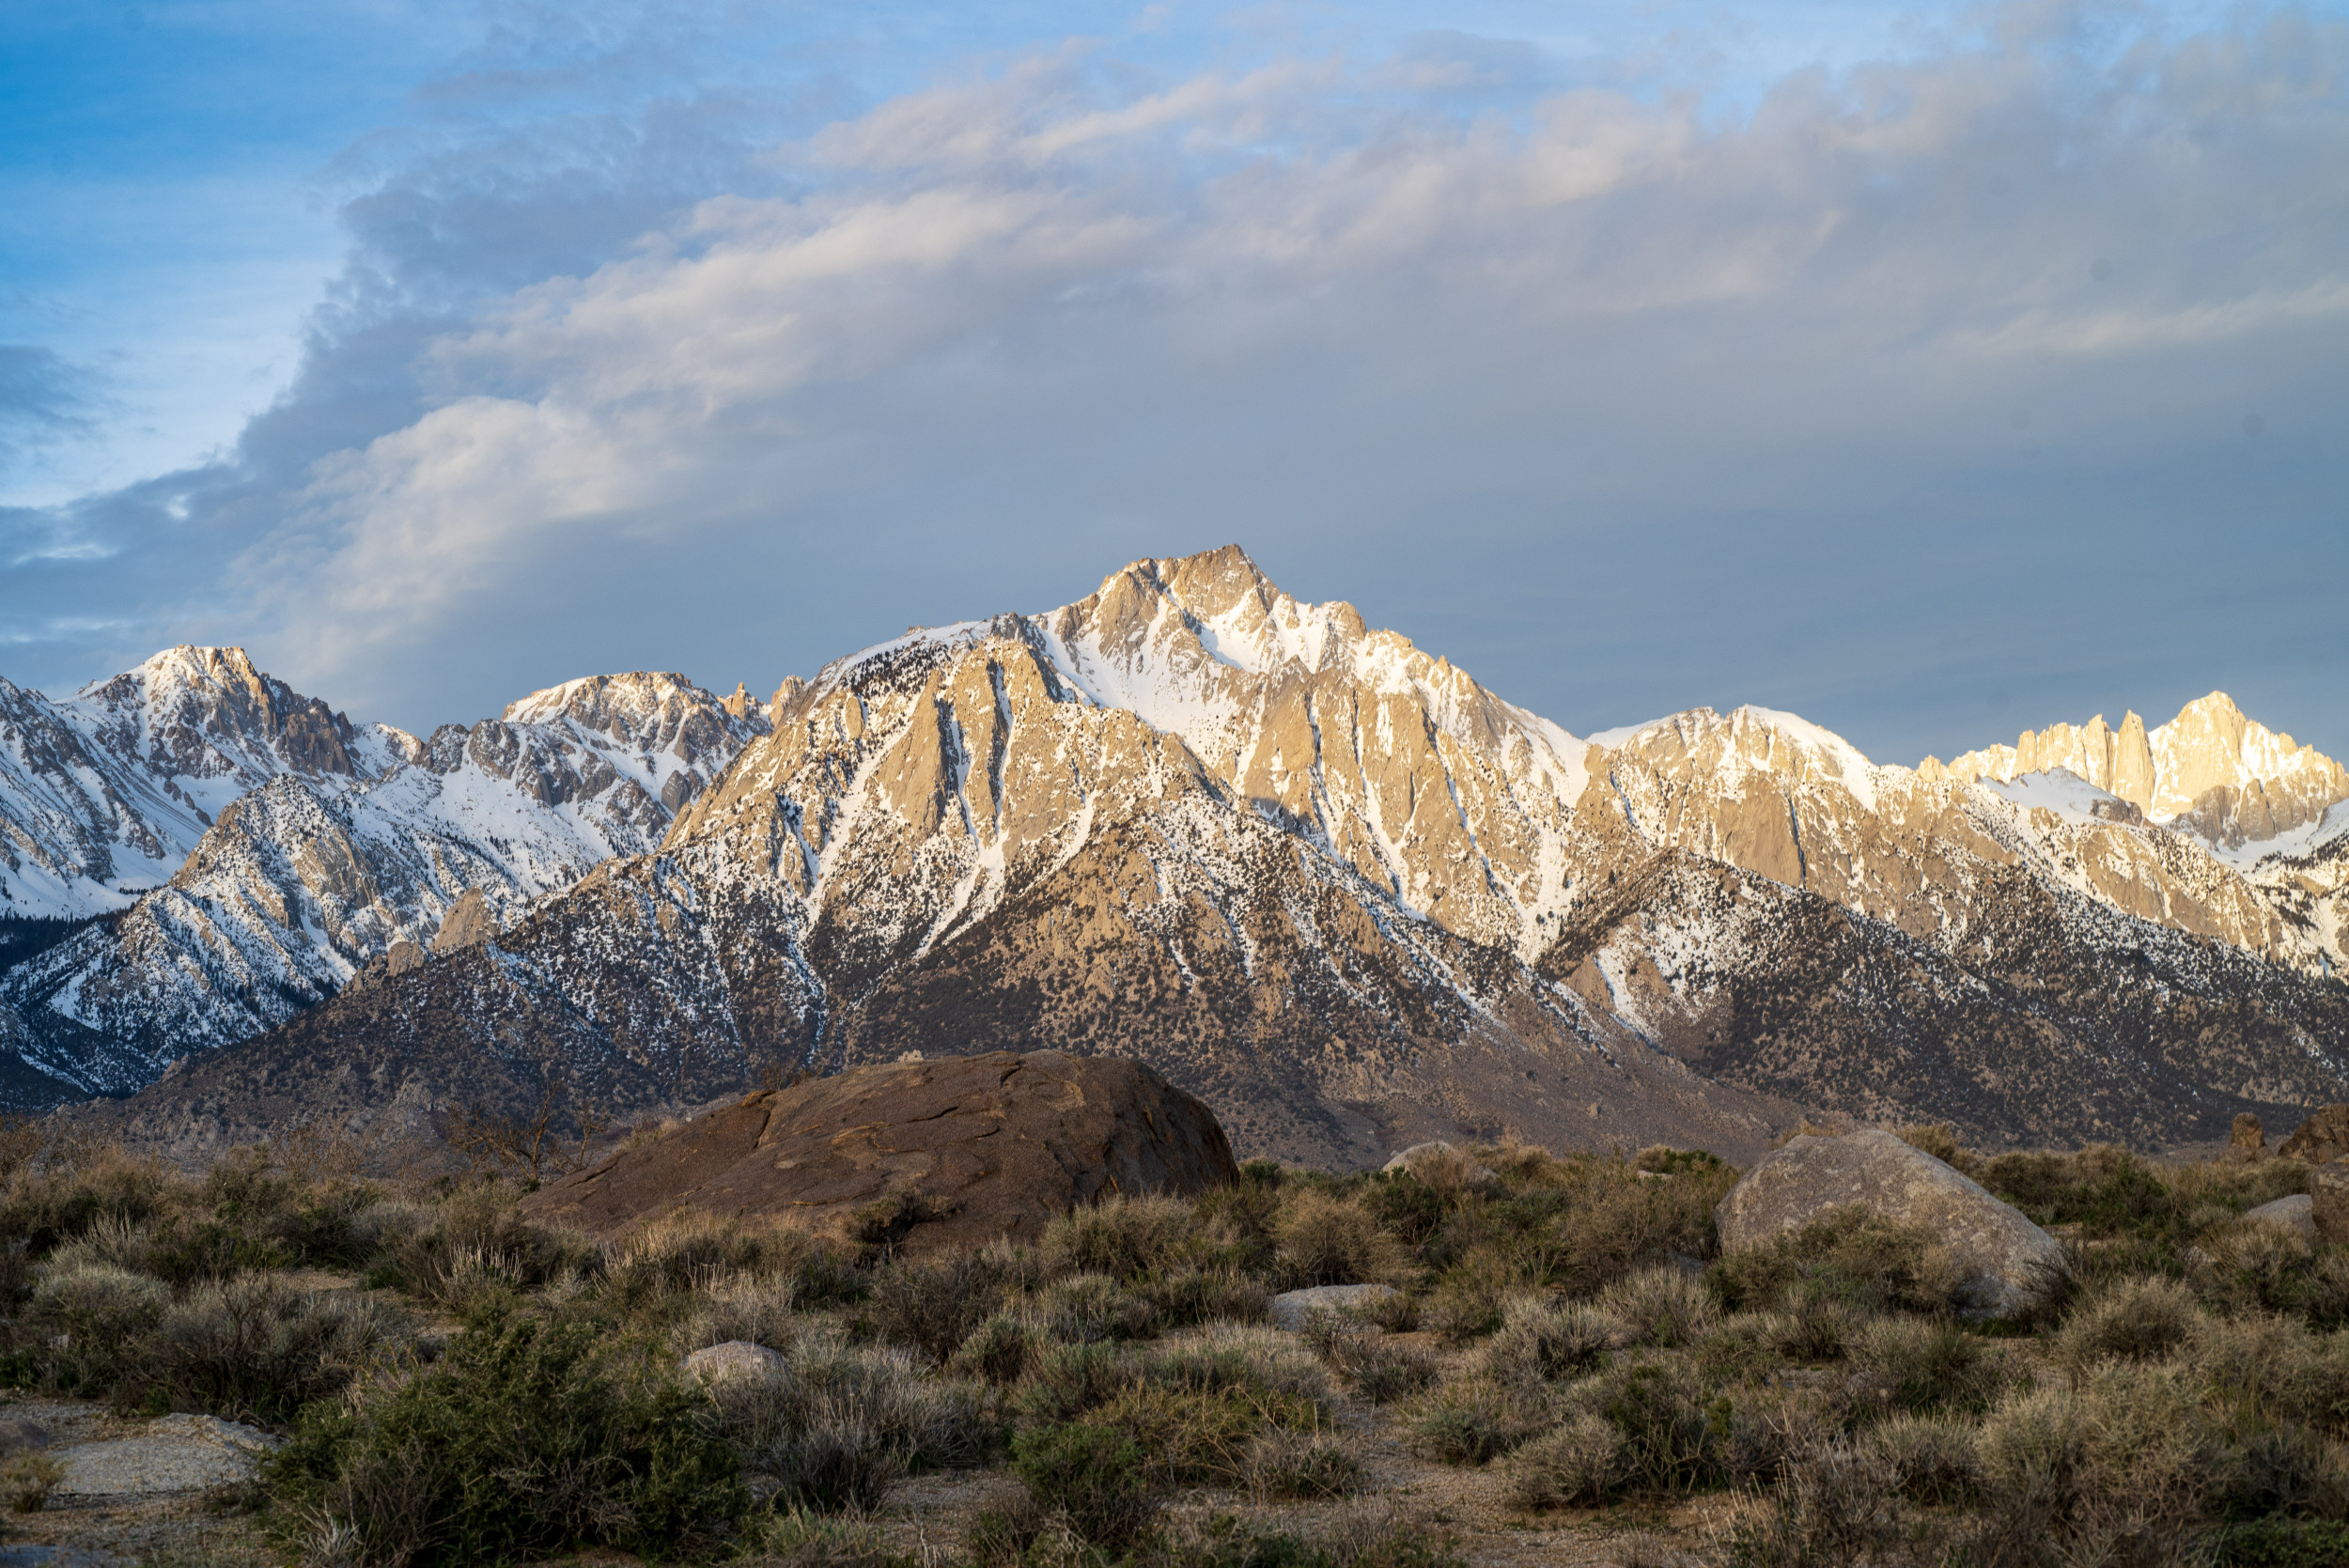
<box><xmin>11</xmin><ymin>547</ymin><xmax>2348</xmax><ymax>1168</ymax></box>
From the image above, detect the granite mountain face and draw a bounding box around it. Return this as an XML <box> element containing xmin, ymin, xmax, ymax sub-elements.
<box><xmin>0</xmin><ymin>666</ymin><xmax>765</xmax><ymax>1104</ymax></box>
<box><xmin>21</xmin><ymin>547</ymin><xmax>2349</xmax><ymax>1166</ymax></box>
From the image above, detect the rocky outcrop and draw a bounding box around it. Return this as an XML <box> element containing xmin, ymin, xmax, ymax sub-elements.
<box><xmin>519</xmin><ymin>1050</ymin><xmax>1239</xmax><ymax>1254</ymax></box>
<box><xmin>2279</xmin><ymin>1106</ymin><xmax>2349</xmax><ymax>1165</ymax></box>
<box><xmin>1926</xmin><ymin>693</ymin><xmax>2349</xmax><ymax>862</ymax></box>
<box><xmin>1716</xmin><ymin>1129</ymin><xmax>2069</xmax><ymax>1317</ymax></box>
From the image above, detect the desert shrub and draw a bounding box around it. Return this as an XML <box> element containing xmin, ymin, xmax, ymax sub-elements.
<box><xmin>2199</xmin><ymin>1226</ymin><xmax>2349</xmax><ymax>1330</ymax></box>
<box><xmin>953</xmin><ymin>1311</ymin><xmax>1045</xmax><ymax>1385</ymax></box>
<box><xmin>1847</xmin><ymin>1317</ymin><xmax>2008</xmax><ymax>1419</ymax></box>
<box><xmin>707</xmin><ymin>1338</ymin><xmax>989</xmax><ymax>1513</ymax></box>
<box><xmin>2055</xmin><ymin>1275</ymin><xmax>2204</xmax><ymax>1369</ymax></box>
<box><xmin>1090</xmin><ymin>1382</ymin><xmax>1272</xmax><ymax>1484</ymax></box>
<box><xmin>1274</xmin><ymin>1191</ymin><xmax>1403</xmax><ymax>1289</ymax></box>
<box><xmin>1322</xmin><ymin>1330</ymin><xmax>1439</xmax><ymax>1405</ymax></box>
<box><xmin>1408</xmin><ymin>1373</ymin><xmax>1551</xmax><ymax>1465</ymax></box>
<box><xmin>0</xmin><ymin>1452</ymin><xmax>64</xmax><ymax>1513</ymax></box>
<box><xmin>1249</xmin><ymin>1429</ymin><xmax>1365</xmax><ymax>1498</ymax></box>
<box><xmin>1504</xmin><ymin>1413</ymin><xmax>1626</xmax><ymax>1509</ymax></box>
<box><xmin>1365</xmin><ymin>1172</ymin><xmax>1450</xmax><ymax>1247</ymax></box>
<box><xmin>1890</xmin><ymin>1123</ymin><xmax>1973</xmax><ymax>1172</ymax></box>
<box><xmin>24</xmin><ymin>1263</ymin><xmax>169</xmax><ymax>1393</ymax></box>
<box><xmin>1723</xmin><ymin>1436</ymin><xmax>1916</xmax><ymax>1568</ymax></box>
<box><xmin>1707</xmin><ymin>1206</ymin><xmax>1968</xmax><ymax>1317</ymax></box>
<box><xmin>0</xmin><ymin>1136</ymin><xmax>176</xmax><ymax>1254</ymax></box>
<box><xmin>1008</xmin><ymin>1421</ymin><xmax>1158</xmax><ymax>1548</ymax></box>
<box><xmin>1153</xmin><ymin>1326</ymin><xmax>1334</xmax><ymax>1413</ymax></box>
<box><xmin>143</xmin><ymin>1273</ymin><xmax>404</xmax><ymax>1421</ymax></box>
<box><xmin>389</xmin><ymin>1186</ymin><xmax>599</xmax><ymax>1307</ymax></box>
<box><xmin>865</xmin><ymin>1248</ymin><xmax>1025</xmax><ymax>1362</ymax></box>
<box><xmin>1715</xmin><ymin>1385</ymin><xmax>1849</xmax><ymax>1486</ymax></box>
<box><xmin>1603</xmin><ymin>1267</ymin><xmax>1718</xmax><ymax>1350</ymax></box>
<box><xmin>1966</xmin><ymin>1363</ymin><xmax>2213</xmax><ymax>1563</ymax></box>
<box><xmin>1034</xmin><ymin>1272</ymin><xmax>1159</xmax><ymax>1344</ymax></box>
<box><xmin>1137</xmin><ymin>1265</ymin><xmax>1271</xmax><ymax>1328</ymax></box>
<box><xmin>1859</xmin><ymin>1412</ymin><xmax>1980</xmax><ymax>1505</ymax></box>
<box><xmin>742</xmin><ymin>1506</ymin><xmax>896</xmax><ymax>1568</ymax></box>
<box><xmin>267</xmin><ymin>1302</ymin><xmax>743</xmax><ymax>1566</ymax></box>
<box><xmin>1016</xmin><ymin>1342</ymin><xmax>1135</xmax><ymax>1426</ymax></box>
<box><xmin>677</xmin><ymin>1273</ymin><xmax>799</xmax><ymax>1355</ymax></box>
<box><xmin>1572</xmin><ymin>1356</ymin><xmax>1727</xmax><ymax>1495</ymax></box>
<box><xmin>1762</xmin><ymin>1294</ymin><xmax>1860</xmax><ymax>1364</ymax></box>
<box><xmin>2208</xmin><ymin>1518</ymin><xmax>2349</xmax><ymax>1567</ymax></box>
<box><xmin>1422</xmin><ymin>1250</ymin><xmax>1521</xmax><ymax>1343</ymax></box>
<box><xmin>2207</xmin><ymin>1420</ymin><xmax>2349</xmax><ymax>1523</ymax></box>
<box><xmin>1044</xmin><ymin>1196</ymin><xmax>1200</xmax><ymax>1283</ymax></box>
<box><xmin>1478</xmin><ymin>1296</ymin><xmax>1622</xmax><ymax>1385</ymax></box>
<box><xmin>602</xmin><ymin>1209</ymin><xmax>792</xmax><ymax>1302</ymax></box>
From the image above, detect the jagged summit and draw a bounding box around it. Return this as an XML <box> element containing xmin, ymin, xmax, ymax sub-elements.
<box><xmin>1924</xmin><ymin>691</ymin><xmax>2349</xmax><ymax>859</ymax></box>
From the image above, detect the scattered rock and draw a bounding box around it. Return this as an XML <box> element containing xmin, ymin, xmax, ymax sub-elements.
<box><xmin>2243</xmin><ymin>1193</ymin><xmax>2316</xmax><ymax>1243</ymax></box>
<box><xmin>1268</xmin><ymin>1284</ymin><xmax>1400</xmax><ymax>1331</ymax></box>
<box><xmin>2279</xmin><ymin>1106</ymin><xmax>2349</xmax><ymax>1165</ymax></box>
<box><xmin>2228</xmin><ymin>1112</ymin><xmax>2267</xmax><ymax>1162</ymax></box>
<box><xmin>1715</xmin><ymin>1129</ymin><xmax>2068</xmax><ymax>1317</ymax></box>
<box><xmin>54</xmin><ymin>1413</ymin><xmax>278</xmax><ymax>1498</ymax></box>
<box><xmin>2311</xmin><ymin>1164</ymin><xmax>2349</xmax><ymax>1245</ymax></box>
<box><xmin>0</xmin><ymin>1419</ymin><xmax>51</xmax><ymax>1457</ymax></box>
<box><xmin>521</xmin><ymin>1050</ymin><xmax>1238</xmax><ymax>1255</ymax></box>
<box><xmin>682</xmin><ymin>1341</ymin><xmax>786</xmax><ymax>1389</ymax></box>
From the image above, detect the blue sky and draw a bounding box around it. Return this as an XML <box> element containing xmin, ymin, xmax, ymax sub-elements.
<box><xmin>4</xmin><ymin>0</ymin><xmax>2346</xmax><ymax>767</ymax></box>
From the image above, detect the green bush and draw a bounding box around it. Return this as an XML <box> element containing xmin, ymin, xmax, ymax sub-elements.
<box><xmin>1043</xmin><ymin>1196</ymin><xmax>1200</xmax><ymax>1283</ymax></box>
<box><xmin>1009</xmin><ymin>1422</ymin><xmax>1156</xmax><ymax>1547</ymax></box>
<box><xmin>266</xmin><ymin>1302</ymin><xmax>743</xmax><ymax>1566</ymax></box>
<box><xmin>2210</xmin><ymin>1518</ymin><xmax>2349</xmax><ymax>1568</ymax></box>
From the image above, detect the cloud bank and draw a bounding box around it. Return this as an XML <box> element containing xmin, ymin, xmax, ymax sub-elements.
<box><xmin>5</xmin><ymin>2</ymin><xmax>2346</xmax><ymax>764</ymax></box>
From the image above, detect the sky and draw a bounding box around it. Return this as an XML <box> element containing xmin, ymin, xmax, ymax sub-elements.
<box><xmin>2</xmin><ymin>0</ymin><xmax>2345</xmax><ymax>768</ymax></box>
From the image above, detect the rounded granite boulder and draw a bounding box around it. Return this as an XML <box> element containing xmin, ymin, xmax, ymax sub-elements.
<box><xmin>520</xmin><ymin>1048</ymin><xmax>1238</xmax><ymax>1255</ymax></box>
<box><xmin>1715</xmin><ymin>1128</ymin><xmax>2068</xmax><ymax>1318</ymax></box>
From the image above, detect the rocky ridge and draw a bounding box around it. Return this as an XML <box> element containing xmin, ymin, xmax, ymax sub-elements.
<box><xmin>0</xmin><ymin>665</ymin><xmax>764</xmax><ymax>1103</ymax></box>
<box><xmin>74</xmin><ymin>547</ymin><xmax>2349</xmax><ymax>1165</ymax></box>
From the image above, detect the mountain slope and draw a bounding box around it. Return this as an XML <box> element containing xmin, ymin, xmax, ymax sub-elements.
<box><xmin>0</xmin><ymin>668</ymin><xmax>765</xmax><ymax>1103</ymax></box>
<box><xmin>81</xmin><ymin>547</ymin><xmax>2349</xmax><ymax>1166</ymax></box>
<box><xmin>0</xmin><ymin>647</ymin><xmax>406</xmax><ymax>921</ymax></box>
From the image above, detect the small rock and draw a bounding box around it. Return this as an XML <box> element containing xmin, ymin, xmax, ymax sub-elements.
<box><xmin>683</xmin><ymin>1341</ymin><xmax>786</xmax><ymax>1388</ymax></box>
<box><xmin>2243</xmin><ymin>1193</ymin><xmax>2316</xmax><ymax>1243</ymax></box>
<box><xmin>2311</xmin><ymin>1164</ymin><xmax>2349</xmax><ymax>1245</ymax></box>
<box><xmin>0</xmin><ymin>1419</ymin><xmax>51</xmax><ymax>1457</ymax></box>
<box><xmin>1715</xmin><ymin>1128</ymin><xmax>2068</xmax><ymax>1318</ymax></box>
<box><xmin>1268</xmin><ymin>1284</ymin><xmax>1398</xmax><ymax>1331</ymax></box>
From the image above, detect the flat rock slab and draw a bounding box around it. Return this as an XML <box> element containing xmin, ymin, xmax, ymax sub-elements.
<box><xmin>54</xmin><ymin>1414</ymin><xmax>278</xmax><ymax>1498</ymax></box>
<box><xmin>2244</xmin><ymin>1193</ymin><xmax>2316</xmax><ymax>1242</ymax></box>
<box><xmin>0</xmin><ymin>1548</ymin><xmax>122</xmax><ymax>1566</ymax></box>
<box><xmin>1716</xmin><ymin>1129</ymin><xmax>2068</xmax><ymax>1318</ymax></box>
<box><xmin>1268</xmin><ymin>1284</ymin><xmax>1399</xmax><ymax>1331</ymax></box>
<box><xmin>521</xmin><ymin>1050</ymin><xmax>1238</xmax><ymax>1255</ymax></box>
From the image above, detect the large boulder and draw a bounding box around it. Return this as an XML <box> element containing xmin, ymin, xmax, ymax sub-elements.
<box><xmin>1715</xmin><ymin>1129</ymin><xmax>2068</xmax><ymax>1317</ymax></box>
<box><xmin>2280</xmin><ymin>1106</ymin><xmax>2349</xmax><ymax>1165</ymax></box>
<box><xmin>520</xmin><ymin>1049</ymin><xmax>1237</xmax><ymax>1254</ymax></box>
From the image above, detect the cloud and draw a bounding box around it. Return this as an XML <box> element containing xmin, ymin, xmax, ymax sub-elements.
<box><xmin>0</xmin><ymin>346</ymin><xmax>98</xmax><ymax>481</ymax></box>
<box><xmin>9</xmin><ymin>2</ymin><xmax>2349</xmax><ymax>766</ymax></box>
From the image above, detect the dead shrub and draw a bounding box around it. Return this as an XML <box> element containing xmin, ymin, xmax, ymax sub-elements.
<box><xmin>145</xmin><ymin>1273</ymin><xmax>405</xmax><ymax>1421</ymax></box>
<box><xmin>1033</xmin><ymin>1272</ymin><xmax>1159</xmax><ymax>1344</ymax></box>
<box><xmin>0</xmin><ymin>1452</ymin><xmax>64</xmax><ymax>1513</ymax></box>
<box><xmin>1408</xmin><ymin>1373</ymin><xmax>1552</xmax><ymax>1465</ymax></box>
<box><xmin>677</xmin><ymin>1274</ymin><xmax>799</xmax><ymax>1355</ymax></box>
